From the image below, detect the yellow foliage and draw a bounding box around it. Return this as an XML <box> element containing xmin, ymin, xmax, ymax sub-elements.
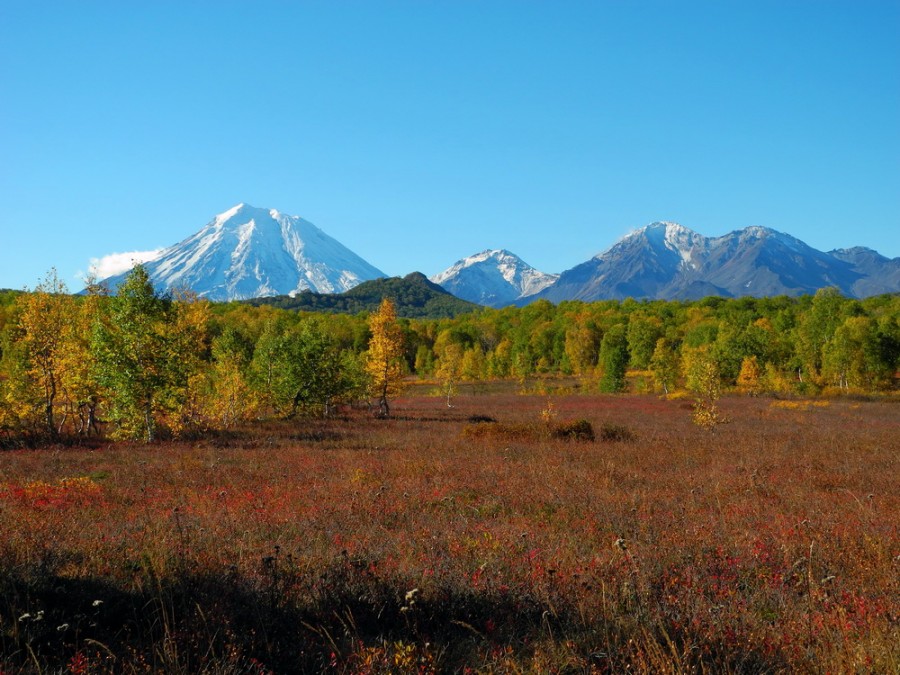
<box><xmin>736</xmin><ymin>356</ymin><xmax>762</xmax><ymax>395</ymax></box>
<box><xmin>769</xmin><ymin>399</ymin><xmax>831</xmax><ymax>411</ymax></box>
<box><xmin>366</xmin><ymin>299</ymin><xmax>405</xmax><ymax>416</ymax></box>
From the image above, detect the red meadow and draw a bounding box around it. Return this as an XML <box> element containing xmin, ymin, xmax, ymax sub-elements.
<box><xmin>1</xmin><ymin>392</ymin><xmax>897</xmax><ymax>673</ymax></box>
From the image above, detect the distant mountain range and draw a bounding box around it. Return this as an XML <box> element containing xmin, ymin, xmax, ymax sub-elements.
<box><xmin>95</xmin><ymin>205</ymin><xmax>900</xmax><ymax>309</ymax></box>
<box><xmin>522</xmin><ymin>222</ymin><xmax>900</xmax><ymax>303</ymax></box>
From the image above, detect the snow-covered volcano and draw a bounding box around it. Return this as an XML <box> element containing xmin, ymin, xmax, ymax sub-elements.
<box><xmin>430</xmin><ymin>249</ymin><xmax>557</xmax><ymax>307</ymax></box>
<box><xmin>98</xmin><ymin>203</ymin><xmax>385</xmax><ymax>301</ymax></box>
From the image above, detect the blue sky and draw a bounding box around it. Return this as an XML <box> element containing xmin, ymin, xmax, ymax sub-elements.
<box><xmin>2</xmin><ymin>1</ymin><xmax>898</xmax><ymax>290</ymax></box>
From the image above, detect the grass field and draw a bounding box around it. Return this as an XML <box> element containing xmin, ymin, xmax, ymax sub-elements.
<box><xmin>1</xmin><ymin>391</ymin><xmax>897</xmax><ymax>673</ymax></box>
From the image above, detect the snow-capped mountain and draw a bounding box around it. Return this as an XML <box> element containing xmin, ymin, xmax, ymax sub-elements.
<box><xmin>430</xmin><ymin>249</ymin><xmax>558</xmax><ymax>307</ymax></box>
<box><xmin>530</xmin><ymin>222</ymin><xmax>900</xmax><ymax>303</ymax></box>
<box><xmin>98</xmin><ymin>203</ymin><xmax>385</xmax><ymax>301</ymax></box>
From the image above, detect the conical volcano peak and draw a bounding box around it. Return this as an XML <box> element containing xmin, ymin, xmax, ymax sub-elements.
<box><xmin>96</xmin><ymin>204</ymin><xmax>385</xmax><ymax>301</ymax></box>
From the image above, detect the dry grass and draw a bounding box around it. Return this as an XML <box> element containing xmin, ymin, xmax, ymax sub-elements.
<box><xmin>1</xmin><ymin>392</ymin><xmax>898</xmax><ymax>673</ymax></box>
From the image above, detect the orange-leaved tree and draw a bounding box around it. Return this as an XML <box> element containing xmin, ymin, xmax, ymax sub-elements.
<box><xmin>366</xmin><ymin>298</ymin><xmax>405</xmax><ymax>417</ymax></box>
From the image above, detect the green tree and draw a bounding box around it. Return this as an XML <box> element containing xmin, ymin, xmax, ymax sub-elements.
<box><xmin>413</xmin><ymin>344</ymin><xmax>435</xmax><ymax>377</ymax></box>
<box><xmin>626</xmin><ymin>315</ymin><xmax>663</xmax><ymax>370</ymax></box>
<box><xmin>598</xmin><ymin>324</ymin><xmax>628</xmax><ymax>393</ymax></box>
<box><xmin>92</xmin><ymin>265</ymin><xmax>172</xmax><ymax>441</ymax></box>
<box><xmin>250</xmin><ymin>318</ymin><xmax>349</xmax><ymax>418</ymax></box>
<box><xmin>795</xmin><ymin>287</ymin><xmax>844</xmax><ymax>384</ymax></box>
<box><xmin>461</xmin><ymin>344</ymin><xmax>486</xmax><ymax>383</ymax></box>
<box><xmin>292</xmin><ymin>320</ymin><xmax>353</xmax><ymax>417</ymax></box>
<box><xmin>822</xmin><ymin>315</ymin><xmax>892</xmax><ymax>390</ymax></box>
<box><xmin>649</xmin><ymin>337</ymin><xmax>680</xmax><ymax>394</ymax></box>
<box><xmin>250</xmin><ymin>317</ymin><xmax>294</xmax><ymax>417</ymax></box>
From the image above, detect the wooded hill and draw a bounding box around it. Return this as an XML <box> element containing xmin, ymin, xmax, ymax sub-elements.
<box><xmin>244</xmin><ymin>272</ymin><xmax>479</xmax><ymax>318</ymax></box>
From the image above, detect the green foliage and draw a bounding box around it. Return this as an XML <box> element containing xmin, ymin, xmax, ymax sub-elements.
<box><xmin>246</xmin><ymin>272</ymin><xmax>480</xmax><ymax>318</ymax></box>
<box><xmin>649</xmin><ymin>338</ymin><xmax>680</xmax><ymax>394</ymax></box>
<box><xmin>92</xmin><ymin>265</ymin><xmax>175</xmax><ymax>441</ymax></box>
<box><xmin>250</xmin><ymin>317</ymin><xmax>353</xmax><ymax>418</ymax></box>
<box><xmin>626</xmin><ymin>315</ymin><xmax>663</xmax><ymax>369</ymax></box>
<box><xmin>2</xmin><ymin>268</ymin><xmax>899</xmax><ymax>446</ymax></box>
<box><xmin>795</xmin><ymin>287</ymin><xmax>845</xmax><ymax>384</ymax></box>
<box><xmin>599</xmin><ymin>324</ymin><xmax>629</xmax><ymax>392</ymax></box>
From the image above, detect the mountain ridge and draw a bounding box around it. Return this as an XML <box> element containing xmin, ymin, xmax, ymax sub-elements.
<box><xmin>92</xmin><ymin>206</ymin><xmax>900</xmax><ymax>306</ymax></box>
<box><xmin>528</xmin><ymin>222</ymin><xmax>900</xmax><ymax>303</ymax></box>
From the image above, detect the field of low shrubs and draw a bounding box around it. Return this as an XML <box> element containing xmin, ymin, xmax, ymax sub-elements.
<box><xmin>1</xmin><ymin>392</ymin><xmax>897</xmax><ymax>673</ymax></box>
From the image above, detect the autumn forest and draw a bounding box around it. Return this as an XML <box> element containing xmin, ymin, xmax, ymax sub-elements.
<box><xmin>1</xmin><ymin>266</ymin><xmax>898</xmax><ymax>443</ymax></box>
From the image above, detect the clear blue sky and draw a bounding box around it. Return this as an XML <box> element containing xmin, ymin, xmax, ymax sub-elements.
<box><xmin>2</xmin><ymin>1</ymin><xmax>898</xmax><ymax>290</ymax></box>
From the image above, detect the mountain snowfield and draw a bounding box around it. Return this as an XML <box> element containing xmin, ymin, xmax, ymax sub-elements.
<box><xmin>97</xmin><ymin>204</ymin><xmax>385</xmax><ymax>301</ymax></box>
<box><xmin>429</xmin><ymin>249</ymin><xmax>558</xmax><ymax>307</ymax></box>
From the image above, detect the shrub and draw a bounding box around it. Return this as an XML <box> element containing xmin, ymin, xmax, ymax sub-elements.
<box><xmin>598</xmin><ymin>422</ymin><xmax>637</xmax><ymax>443</ymax></box>
<box><xmin>467</xmin><ymin>414</ymin><xmax>498</xmax><ymax>424</ymax></box>
<box><xmin>551</xmin><ymin>419</ymin><xmax>595</xmax><ymax>442</ymax></box>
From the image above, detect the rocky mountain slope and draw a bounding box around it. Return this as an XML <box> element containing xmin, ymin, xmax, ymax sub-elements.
<box><xmin>530</xmin><ymin>222</ymin><xmax>900</xmax><ymax>303</ymax></box>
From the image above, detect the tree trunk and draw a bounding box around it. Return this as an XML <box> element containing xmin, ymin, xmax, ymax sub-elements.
<box><xmin>44</xmin><ymin>375</ymin><xmax>57</xmax><ymax>437</ymax></box>
<box><xmin>145</xmin><ymin>405</ymin><xmax>155</xmax><ymax>443</ymax></box>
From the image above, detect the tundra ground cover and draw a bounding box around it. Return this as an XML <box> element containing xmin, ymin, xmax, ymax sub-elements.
<box><xmin>0</xmin><ymin>393</ymin><xmax>897</xmax><ymax>673</ymax></box>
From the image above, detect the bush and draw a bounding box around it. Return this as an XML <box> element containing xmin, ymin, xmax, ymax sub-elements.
<box><xmin>598</xmin><ymin>422</ymin><xmax>637</xmax><ymax>443</ymax></box>
<box><xmin>467</xmin><ymin>414</ymin><xmax>498</xmax><ymax>424</ymax></box>
<box><xmin>551</xmin><ymin>419</ymin><xmax>595</xmax><ymax>442</ymax></box>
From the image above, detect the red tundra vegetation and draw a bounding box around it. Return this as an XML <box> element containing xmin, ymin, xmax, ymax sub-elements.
<box><xmin>1</xmin><ymin>392</ymin><xmax>897</xmax><ymax>673</ymax></box>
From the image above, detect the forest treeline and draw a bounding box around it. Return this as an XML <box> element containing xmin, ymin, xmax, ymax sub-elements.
<box><xmin>1</xmin><ymin>266</ymin><xmax>898</xmax><ymax>443</ymax></box>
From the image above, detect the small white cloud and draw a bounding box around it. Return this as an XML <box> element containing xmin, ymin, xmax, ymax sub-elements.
<box><xmin>88</xmin><ymin>249</ymin><xmax>164</xmax><ymax>279</ymax></box>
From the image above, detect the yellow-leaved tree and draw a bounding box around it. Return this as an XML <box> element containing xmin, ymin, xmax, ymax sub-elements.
<box><xmin>57</xmin><ymin>277</ymin><xmax>105</xmax><ymax>436</ymax></box>
<box><xmin>736</xmin><ymin>355</ymin><xmax>762</xmax><ymax>395</ymax></box>
<box><xmin>163</xmin><ymin>289</ymin><xmax>211</xmax><ymax>436</ymax></box>
<box><xmin>16</xmin><ymin>269</ymin><xmax>70</xmax><ymax>436</ymax></box>
<box><xmin>366</xmin><ymin>298</ymin><xmax>405</xmax><ymax>417</ymax></box>
<box><xmin>433</xmin><ymin>330</ymin><xmax>464</xmax><ymax>407</ymax></box>
<box><xmin>683</xmin><ymin>346</ymin><xmax>726</xmax><ymax>430</ymax></box>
